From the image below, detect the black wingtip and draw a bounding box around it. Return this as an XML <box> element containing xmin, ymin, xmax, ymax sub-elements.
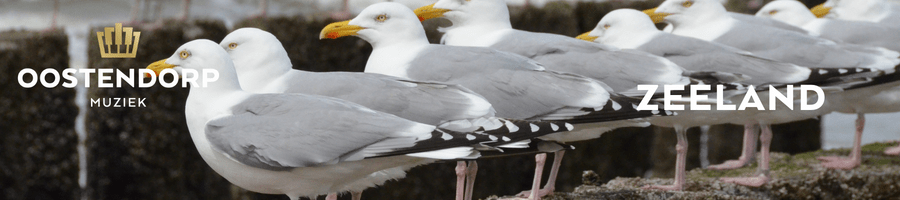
<box><xmin>478</xmin><ymin>119</ymin><xmax>574</xmax><ymax>147</ymax></box>
<box><xmin>475</xmin><ymin>139</ymin><xmax>573</xmax><ymax>159</ymax></box>
<box><xmin>564</xmin><ymin>94</ymin><xmax>675</xmax><ymax>125</ymax></box>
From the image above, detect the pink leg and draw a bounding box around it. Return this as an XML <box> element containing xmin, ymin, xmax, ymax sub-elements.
<box><xmin>643</xmin><ymin>126</ymin><xmax>689</xmax><ymax>191</ymax></box>
<box><xmin>351</xmin><ymin>191</ymin><xmax>362</xmax><ymax>200</ymax></box>
<box><xmin>720</xmin><ymin>123</ymin><xmax>772</xmax><ymax>187</ymax></box>
<box><xmin>709</xmin><ymin>123</ymin><xmax>758</xmax><ymax>170</ymax></box>
<box><xmin>886</xmin><ymin>143</ymin><xmax>900</xmax><ymax>156</ymax></box>
<box><xmin>325</xmin><ymin>193</ymin><xmax>337</xmax><ymax>200</ymax></box>
<box><xmin>464</xmin><ymin>161</ymin><xmax>477</xmax><ymax>200</ymax></box>
<box><xmin>818</xmin><ymin>113</ymin><xmax>864</xmax><ymax>169</ymax></box>
<box><xmin>516</xmin><ymin>150</ymin><xmax>565</xmax><ymax>198</ymax></box>
<box><xmin>455</xmin><ymin>161</ymin><xmax>467</xmax><ymax>200</ymax></box>
<box><xmin>528</xmin><ymin>153</ymin><xmax>548</xmax><ymax>200</ymax></box>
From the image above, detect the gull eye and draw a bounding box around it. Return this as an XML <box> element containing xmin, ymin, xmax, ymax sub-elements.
<box><xmin>768</xmin><ymin>10</ymin><xmax>778</xmax><ymax>15</ymax></box>
<box><xmin>375</xmin><ymin>14</ymin><xmax>388</xmax><ymax>22</ymax></box>
<box><xmin>603</xmin><ymin>24</ymin><xmax>611</xmax><ymax>29</ymax></box>
<box><xmin>228</xmin><ymin>43</ymin><xmax>238</xmax><ymax>49</ymax></box>
<box><xmin>682</xmin><ymin>0</ymin><xmax>693</xmax><ymax>8</ymax></box>
<box><xmin>179</xmin><ymin>50</ymin><xmax>190</xmax><ymax>59</ymax></box>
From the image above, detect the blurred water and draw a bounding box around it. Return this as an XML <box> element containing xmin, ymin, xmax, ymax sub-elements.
<box><xmin>822</xmin><ymin>113</ymin><xmax>900</xmax><ymax>149</ymax></box>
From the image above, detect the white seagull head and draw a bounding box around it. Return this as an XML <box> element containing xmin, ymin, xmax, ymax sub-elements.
<box><xmin>577</xmin><ymin>9</ymin><xmax>660</xmax><ymax>45</ymax></box>
<box><xmin>416</xmin><ymin>0</ymin><xmax>511</xmax><ymax>28</ymax></box>
<box><xmin>147</xmin><ymin>39</ymin><xmax>239</xmax><ymax>90</ymax></box>
<box><xmin>220</xmin><ymin>28</ymin><xmax>292</xmax><ymax>76</ymax></box>
<box><xmin>320</xmin><ymin>2</ymin><xmax>428</xmax><ymax>48</ymax></box>
<box><xmin>655</xmin><ymin>0</ymin><xmax>730</xmax><ymax>27</ymax></box>
<box><xmin>756</xmin><ymin>1</ymin><xmax>817</xmax><ymax>27</ymax></box>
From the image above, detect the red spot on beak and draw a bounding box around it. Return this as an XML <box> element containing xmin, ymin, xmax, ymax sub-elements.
<box><xmin>327</xmin><ymin>32</ymin><xmax>339</xmax><ymax>39</ymax></box>
<box><xmin>418</xmin><ymin>16</ymin><xmax>425</xmax><ymax>22</ymax></box>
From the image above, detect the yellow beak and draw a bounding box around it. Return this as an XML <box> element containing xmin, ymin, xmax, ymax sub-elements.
<box><xmin>810</xmin><ymin>3</ymin><xmax>832</xmax><ymax>18</ymax></box>
<box><xmin>319</xmin><ymin>20</ymin><xmax>365</xmax><ymax>40</ymax></box>
<box><xmin>643</xmin><ymin>8</ymin><xmax>671</xmax><ymax>24</ymax></box>
<box><xmin>575</xmin><ymin>32</ymin><xmax>598</xmax><ymax>42</ymax></box>
<box><xmin>414</xmin><ymin>3</ymin><xmax>451</xmax><ymax>21</ymax></box>
<box><xmin>145</xmin><ymin>59</ymin><xmax>175</xmax><ymax>77</ymax></box>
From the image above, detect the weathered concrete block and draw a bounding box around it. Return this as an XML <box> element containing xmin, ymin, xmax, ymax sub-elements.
<box><xmin>85</xmin><ymin>20</ymin><xmax>233</xmax><ymax>200</ymax></box>
<box><xmin>0</xmin><ymin>30</ymin><xmax>80</xmax><ymax>200</ymax></box>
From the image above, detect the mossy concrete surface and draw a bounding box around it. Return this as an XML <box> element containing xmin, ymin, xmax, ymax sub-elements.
<box><xmin>0</xmin><ymin>30</ymin><xmax>80</xmax><ymax>200</ymax></box>
<box><xmin>495</xmin><ymin>142</ymin><xmax>900</xmax><ymax>200</ymax></box>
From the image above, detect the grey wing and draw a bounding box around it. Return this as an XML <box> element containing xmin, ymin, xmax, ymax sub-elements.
<box><xmin>729</xmin><ymin>12</ymin><xmax>809</xmax><ymax>34</ymax></box>
<box><xmin>713</xmin><ymin>23</ymin><xmax>890</xmax><ymax>69</ymax></box>
<box><xmin>281</xmin><ymin>71</ymin><xmax>495</xmax><ymax>125</ymax></box>
<box><xmin>406</xmin><ymin>46</ymin><xmax>604</xmax><ymax>119</ymax></box>
<box><xmin>639</xmin><ymin>34</ymin><xmax>812</xmax><ymax>85</ymax></box>
<box><xmin>407</xmin><ymin>46</ymin><xmax>673</xmax><ymax>122</ymax></box>
<box><xmin>877</xmin><ymin>13</ymin><xmax>900</xmax><ymax>29</ymax></box>
<box><xmin>819</xmin><ymin>20</ymin><xmax>900</xmax><ymax>52</ymax></box>
<box><xmin>205</xmin><ymin>94</ymin><xmax>482</xmax><ymax>170</ymax></box>
<box><xmin>490</xmin><ymin>30</ymin><xmax>689</xmax><ymax>92</ymax></box>
<box><xmin>487</xmin><ymin>30</ymin><xmax>619</xmax><ymax>58</ymax></box>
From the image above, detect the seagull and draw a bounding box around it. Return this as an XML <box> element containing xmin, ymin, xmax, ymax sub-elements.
<box><xmin>319</xmin><ymin>2</ymin><xmax>673</xmax><ymax>199</ymax></box>
<box><xmin>576</xmin><ymin>8</ymin><xmax>887</xmax><ymax>171</ymax></box>
<box><xmin>412</xmin><ymin>0</ymin><xmax>808</xmax><ymax>193</ymax></box>
<box><xmin>413</xmin><ymin>0</ymin><xmax>754</xmax><ymax>94</ymax></box>
<box><xmin>643</xmin><ymin>7</ymin><xmax>810</xmax><ymax>34</ymax></box>
<box><xmin>807</xmin><ymin>0</ymin><xmax>900</xmax><ymax>156</ymax></box>
<box><xmin>757</xmin><ymin>0</ymin><xmax>900</xmax><ymax>52</ymax></box>
<box><xmin>218</xmin><ymin>27</ymin><xmax>574</xmax><ymax>200</ymax></box>
<box><xmin>811</xmin><ymin>0</ymin><xmax>900</xmax><ymax>29</ymax></box>
<box><xmin>651</xmin><ymin>0</ymin><xmax>900</xmax><ymax>186</ymax></box>
<box><xmin>143</xmin><ymin>39</ymin><xmax>575</xmax><ymax>200</ymax></box>
<box><xmin>577</xmin><ymin>9</ymin><xmax>873</xmax><ymax>86</ymax></box>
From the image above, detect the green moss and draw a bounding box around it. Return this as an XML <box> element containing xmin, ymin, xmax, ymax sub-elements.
<box><xmin>861</xmin><ymin>141</ymin><xmax>898</xmax><ymax>152</ymax></box>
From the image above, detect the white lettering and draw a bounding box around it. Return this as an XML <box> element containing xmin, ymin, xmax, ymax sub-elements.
<box><xmin>690</xmin><ymin>84</ymin><xmax>711</xmax><ymax>111</ymax></box>
<box><xmin>716</xmin><ymin>85</ymin><xmax>736</xmax><ymax>111</ymax></box>
<box><xmin>61</xmin><ymin>68</ymin><xmax>78</xmax><ymax>88</ymax></box>
<box><xmin>39</xmin><ymin>68</ymin><xmax>60</xmax><ymax>87</ymax></box>
<box><xmin>18</xmin><ymin>68</ymin><xmax>37</xmax><ymax>88</ymax></box>
<box><xmin>159</xmin><ymin>69</ymin><xmax>178</xmax><ymax>88</ymax></box>
<box><xmin>801</xmin><ymin>85</ymin><xmax>825</xmax><ymax>110</ymax></box>
<box><xmin>637</xmin><ymin>85</ymin><xmax>659</xmax><ymax>111</ymax></box>
<box><xmin>769</xmin><ymin>85</ymin><xmax>793</xmax><ymax>110</ymax></box>
<box><xmin>664</xmin><ymin>85</ymin><xmax>684</xmax><ymax>110</ymax></box>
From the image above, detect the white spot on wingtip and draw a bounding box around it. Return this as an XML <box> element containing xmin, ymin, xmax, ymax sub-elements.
<box><xmin>441</xmin><ymin>132</ymin><xmax>453</xmax><ymax>140</ymax></box>
<box><xmin>529</xmin><ymin>123</ymin><xmax>539</xmax><ymax>132</ymax></box>
<box><xmin>838</xmin><ymin>69</ymin><xmax>848</xmax><ymax>74</ymax></box>
<box><xmin>504</xmin><ymin>120</ymin><xmax>519</xmax><ymax>132</ymax></box>
<box><xmin>565</xmin><ymin>123</ymin><xmax>574</xmax><ymax>131</ymax></box>
<box><xmin>652</xmin><ymin>110</ymin><xmax>660</xmax><ymax>115</ymax></box>
<box><xmin>856</xmin><ymin>68</ymin><xmax>864</xmax><ymax>72</ymax></box>
<box><xmin>611</xmin><ymin>101</ymin><xmax>621</xmax><ymax>111</ymax></box>
<box><xmin>502</xmin><ymin>136</ymin><xmax>511</xmax><ymax>141</ymax></box>
<box><xmin>550</xmin><ymin>123</ymin><xmax>559</xmax><ymax>131</ymax></box>
<box><xmin>466</xmin><ymin>134</ymin><xmax>476</xmax><ymax>140</ymax></box>
<box><xmin>489</xmin><ymin>135</ymin><xmax>498</xmax><ymax>141</ymax></box>
<box><xmin>819</xmin><ymin>69</ymin><xmax>828</xmax><ymax>74</ymax></box>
